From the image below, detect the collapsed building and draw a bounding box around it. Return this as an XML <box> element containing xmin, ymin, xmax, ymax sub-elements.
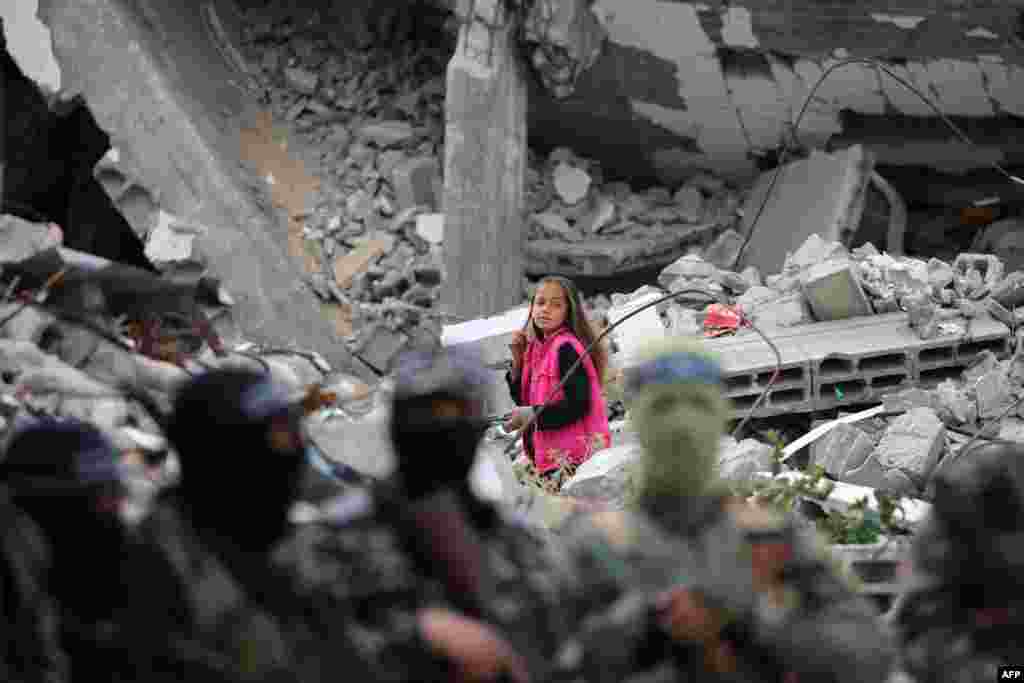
<box><xmin>6</xmin><ymin>0</ymin><xmax>1024</xmax><ymax>601</ymax></box>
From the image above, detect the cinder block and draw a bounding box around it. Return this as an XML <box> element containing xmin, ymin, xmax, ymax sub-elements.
<box><xmin>800</xmin><ymin>260</ymin><xmax>873</xmax><ymax>322</ymax></box>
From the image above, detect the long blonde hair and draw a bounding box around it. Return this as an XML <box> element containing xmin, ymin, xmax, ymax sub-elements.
<box><xmin>529</xmin><ymin>276</ymin><xmax>608</xmax><ymax>387</ymax></box>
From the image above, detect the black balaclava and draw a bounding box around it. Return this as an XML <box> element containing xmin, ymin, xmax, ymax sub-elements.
<box><xmin>922</xmin><ymin>442</ymin><xmax>1024</xmax><ymax>605</ymax></box>
<box><xmin>165</xmin><ymin>369</ymin><xmax>307</xmax><ymax>554</ymax></box>
<box><xmin>0</xmin><ymin>418</ymin><xmax>129</xmax><ymax>621</ymax></box>
<box><xmin>389</xmin><ymin>347</ymin><xmax>491</xmax><ymax>512</ymax></box>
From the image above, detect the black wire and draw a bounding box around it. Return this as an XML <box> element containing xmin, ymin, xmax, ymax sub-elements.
<box><xmin>501</xmin><ymin>288</ymin><xmax>783</xmax><ymax>460</ymax></box>
<box><xmin>732</xmin><ymin>57</ymin><xmax>1024</xmax><ymax>272</ymax></box>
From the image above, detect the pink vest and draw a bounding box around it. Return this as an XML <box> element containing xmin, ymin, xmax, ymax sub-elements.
<box><xmin>519</xmin><ymin>327</ymin><xmax>611</xmax><ymax>473</ymax></box>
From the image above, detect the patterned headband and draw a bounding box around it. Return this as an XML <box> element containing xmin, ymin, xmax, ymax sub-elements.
<box><xmin>625</xmin><ymin>351</ymin><xmax>722</xmax><ymax>395</ymax></box>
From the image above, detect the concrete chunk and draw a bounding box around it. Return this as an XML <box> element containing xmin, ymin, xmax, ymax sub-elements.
<box><xmin>608</xmin><ymin>292</ymin><xmax>667</xmax><ymax>368</ymax></box>
<box><xmin>739</xmin><ymin>146</ymin><xmax>872</xmax><ymax>275</ymax></box>
<box><xmin>973</xmin><ymin>368</ymin><xmax>1013</xmax><ymax>419</ymax></box>
<box><xmin>874</xmin><ymin>407</ymin><xmax>946</xmax><ymax>486</ymax></box>
<box><xmin>553</xmin><ymin>163</ymin><xmax>592</xmax><ymax>205</ymax></box>
<box><xmin>562</xmin><ymin>442</ymin><xmax>641</xmax><ymax>506</ymax></box>
<box><xmin>800</xmin><ymin>259</ymin><xmax>873</xmax><ymax>322</ymax></box>
<box><xmin>718</xmin><ymin>438</ymin><xmax>774</xmax><ymax>481</ymax></box>
<box><xmin>811</xmin><ymin>422</ymin><xmax>875</xmax><ymax>478</ymax></box>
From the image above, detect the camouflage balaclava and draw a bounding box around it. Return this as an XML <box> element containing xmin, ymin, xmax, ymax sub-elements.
<box><xmin>623</xmin><ymin>336</ymin><xmax>731</xmax><ymax>509</ymax></box>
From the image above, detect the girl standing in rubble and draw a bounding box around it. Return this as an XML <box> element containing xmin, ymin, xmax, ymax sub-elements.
<box><xmin>504</xmin><ymin>275</ymin><xmax>611</xmax><ymax>484</ymax></box>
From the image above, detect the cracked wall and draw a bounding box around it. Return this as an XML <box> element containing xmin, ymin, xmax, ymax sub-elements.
<box><xmin>530</xmin><ymin>0</ymin><xmax>1024</xmax><ymax>185</ymax></box>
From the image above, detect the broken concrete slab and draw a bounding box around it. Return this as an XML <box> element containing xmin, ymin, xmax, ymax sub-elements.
<box><xmin>524</xmin><ymin>228</ymin><xmax>714</xmax><ymax>278</ymax></box>
<box><xmin>874</xmin><ymin>407</ymin><xmax>946</xmax><ymax>486</ymax></box>
<box><xmin>37</xmin><ymin>0</ymin><xmax>372</xmax><ymax>378</ymax></box>
<box><xmin>784</xmin><ymin>234</ymin><xmax>849</xmax><ymax>274</ymax></box>
<box><xmin>811</xmin><ymin>422</ymin><xmax>875</xmax><ymax>479</ymax></box>
<box><xmin>703</xmin><ymin>229</ymin><xmax>744</xmax><ymax>271</ymax></box>
<box><xmin>738</xmin><ymin>146</ymin><xmax>872</xmax><ymax>275</ymax></box>
<box><xmin>0</xmin><ymin>340</ymin><xmax>117</xmax><ymax>398</ymax></box>
<box><xmin>934</xmin><ymin>379</ymin><xmax>976</xmax><ymax>424</ymax></box>
<box><xmin>532</xmin><ymin>212</ymin><xmax>583</xmax><ymax>242</ymax></box>
<box><xmin>800</xmin><ymin>259</ymin><xmax>873</xmax><ymax>322</ymax></box>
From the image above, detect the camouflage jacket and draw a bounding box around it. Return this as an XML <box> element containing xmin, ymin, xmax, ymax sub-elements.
<box><xmin>553</xmin><ymin>494</ymin><xmax>896</xmax><ymax>683</ymax></box>
<box><xmin>891</xmin><ymin>584</ymin><xmax>1024</xmax><ymax>683</ymax></box>
<box><xmin>280</xmin><ymin>481</ymin><xmax>641</xmax><ymax>683</ymax></box>
<box><xmin>0</xmin><ymin>495</ymin><xmax>67</xmax><ymax>683</ymax></box>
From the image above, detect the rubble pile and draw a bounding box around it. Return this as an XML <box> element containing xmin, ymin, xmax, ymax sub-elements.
<box><xmin>0</xmin><ymin>213</ymin><xmax>376</xmax><ymax>495</ymax></box>
<box><xmin>236</xmin><ymin>5</ymin><xmax>746</xmax><ymax>372</ymax></box>
<box><xmin>597</xmin><ymin>233</ymin><xmax>1022</xmax><ymax>343</ymax></box>
<box><xmin>523</xmin><ymin>147</ymin><xmax>744</xmax><ymax>275</ymax></box>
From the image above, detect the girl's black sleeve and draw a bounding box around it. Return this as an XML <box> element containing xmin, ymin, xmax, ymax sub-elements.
<box><xmin>534</xmin><ymin>343</ymin><xmax>591</xmax><ymax>431</ymax></box>
<box><xmin>506</xmin><ymin>367</ymin><xmax>526</xmax><ymax>406</ymax></box>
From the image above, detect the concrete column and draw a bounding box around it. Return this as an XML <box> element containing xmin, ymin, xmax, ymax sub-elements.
<box><xmin>441</xmin><ymin>0</ymin><xmax>527</xmax><ymax>321</ymax></box>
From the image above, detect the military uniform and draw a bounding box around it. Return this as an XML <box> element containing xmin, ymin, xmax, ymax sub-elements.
<box><xmin>888</xmin><ymin>441</ymin><xmax>1024</xmax><ymax>683</ymax></box>
<box><xmin>549</xmin><ymin>335</ymin><xmax>895</xmax><ymax>683</ymax></box>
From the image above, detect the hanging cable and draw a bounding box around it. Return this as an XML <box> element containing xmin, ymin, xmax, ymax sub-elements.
<box><xmin>731</xmin><ymin>56</ymin><xmax>1024</xmax><ymax>271</ymax></box>
<box><xmin>506</xmin><ymin>54</ymin><xmax>1024</xmax><ymax>465</ymax></box>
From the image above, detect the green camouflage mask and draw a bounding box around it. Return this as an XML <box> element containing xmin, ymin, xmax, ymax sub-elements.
<box><xmin>624</xmin><ymin>336</ymin><xmax>730</xmax><ymax>504</ymax></box>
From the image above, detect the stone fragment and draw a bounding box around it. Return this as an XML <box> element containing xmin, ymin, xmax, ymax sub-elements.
<box><xmin>800</xmin><ymin>259</ymin><xmax>873</xmax><ymax>322</ymax></box>
<box><xmin>740</xmin><ymin>266</ymin><xmax>762</xmax><ymax>288</ymax></box>
<box><xmin>561</xmin><ymin>442</ymin><xmax>642</xmax><ymax>506</ymax></box>
<box><xmin>874</xmin><ymin>408</ymin><xmax>946</xmax><ymax>486</ymax></box>
<box><xmin>415</xmin><ymin>213</ymin><xmax>445</xmax><ymax>244</ymax></box>
<box><xmin>358</xmin><ymin>120</ymin><xmax>416</xmax><ymax>147</ymax></box>
<box><xmin>716</xmin><ymin>270</ymin><xmax>750</xmax><ymax>295</ymax></box>
<box><xmin>391</xmin><ymin>156</ymin><xmax>440</xmax><ymax>211</ymax></box>
<box><xmin>703</xmin><ymin>229</ymin><xmax>744</xmax><ymax>271</ymax></box>
<box><xmin>552</xmin><ymin>162</ymin><xmax>591</xmax><ymax>205</ymax></box>
<box><xmin>284</xmin><ymin>67</ymin><xmax>319</xmax><ymax>95</ymax></box>
<box><xmin>0</xmin><ymin>214</ymin><xmax>62</xmax><ymax>264</ymax></box>
<box><xmin>0</xmin><ymin>340</ymin><xmax>118</xmax><ymax>398</ymax></box>
<box><xmin>811</xmin><ymin>423</ymin><xmax>875</xmax><ymax>479</ymax></box>
<box><xmin>718</xmin><ymin>438</ymin><xmax>774</xmax><ymax>481</ymax></box>
<box><xmin>658</xmin><ymin>254</ymin><xmax>717</xmax><ymax>289</ymax></box>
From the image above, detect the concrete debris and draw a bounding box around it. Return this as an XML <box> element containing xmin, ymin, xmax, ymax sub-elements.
<box><xmin>552</xmin><ymin>162</ymin><xmax>592</xmax><ymax>205</ymax></box>
<box><xmin>874</xmin><ymin>407</ymin><xmax>946</xmax><ymax>489</ymax></box>
<box><xmin>811</xmin><ymin>423</ymin><xmax>876</xmax><ymax>479</ymax></box>
<box><xmin>0</xmin><ymin>214</ymin><xmax>62</xmax><ymax>264</ymax></box>
<box><xmin>718</xmin><ymin>437</ymin><xmax>774</xmax><ymax>481</ymax></box>
<box><xmin>799</xmin><ymin>259</ymin><xmax>873</xmax><ymax>322</ymax></box>
<box><xmin>560</xmin><ymin>442</ymin><xmax>641</xmax><ymax>508</ymax></box>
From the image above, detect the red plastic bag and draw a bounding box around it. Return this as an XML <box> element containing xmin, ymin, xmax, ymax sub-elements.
<box><xmin>703</xmin><ymin>303</ymin><xmax>742</xmax><ymax>337</ymax></box>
